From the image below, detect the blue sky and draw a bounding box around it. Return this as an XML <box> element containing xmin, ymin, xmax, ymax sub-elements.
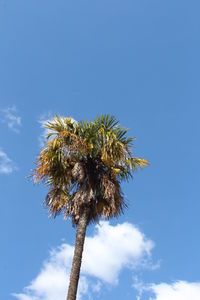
<box><xmin>0</xmin><ymin>0</ymin><xmax>200</xmax><ymax>299</ymax></box>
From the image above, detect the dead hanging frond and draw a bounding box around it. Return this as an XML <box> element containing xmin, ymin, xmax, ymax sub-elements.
<box><xmin>66</xmin><ymin>187</ymin><xmax>95</xmax><ymax>225</ymax></box>
<box><xmin>99</xmin><ymin>174</ymin><xmax>125</xmax><ymax>219</ymax></box>
<box><xmin>101</xmin><ymin>174</ymin><xmax>115</xmax><ymax>201</ymax></box>
<box><xmin>44</xmin><ymin>188</ymin><xmax>69</xmax><ymax>217</ymax></box>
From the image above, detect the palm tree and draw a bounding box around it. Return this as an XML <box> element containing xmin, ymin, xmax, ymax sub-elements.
<box><xmin>34</xmin><ymin>114</ymin><xmax>149</xmax><ymax>300</ymax></box>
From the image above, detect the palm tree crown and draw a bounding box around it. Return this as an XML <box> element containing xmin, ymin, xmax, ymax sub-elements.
<box><xmin>34</xmin><ymin>114</ymin><xmax>149</xmax><ymax>225</ymax></box>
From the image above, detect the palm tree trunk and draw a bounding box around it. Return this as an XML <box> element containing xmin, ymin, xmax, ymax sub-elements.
<box><xmin>67</xmin><ymin>208</ymin><xmax>88</xmax><ymax>300</ymax></box>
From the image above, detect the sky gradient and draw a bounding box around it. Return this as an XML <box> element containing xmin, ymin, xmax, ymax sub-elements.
<box><xmin>0</xmin><ymin>1</ymin><xmax>200</xmax><ymax>299</ymax></box>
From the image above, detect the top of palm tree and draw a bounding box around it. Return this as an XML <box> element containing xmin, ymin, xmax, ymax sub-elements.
<box><xmin>34</xmin><ymin>114</ymin><xmax>149</xmax><ymax>225</ymax></box>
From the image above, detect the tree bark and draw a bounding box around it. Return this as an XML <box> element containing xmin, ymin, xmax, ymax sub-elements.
<box><xmin>67</xmin><ymin>208</ymin><xmax>88</xmax><ymax>300</ymax></box>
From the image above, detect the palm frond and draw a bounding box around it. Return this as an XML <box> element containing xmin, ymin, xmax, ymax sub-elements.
<box><xmin>33</xmin><ymin>114</ymin><xmax>149</xmax><ymax>224</ymax></box>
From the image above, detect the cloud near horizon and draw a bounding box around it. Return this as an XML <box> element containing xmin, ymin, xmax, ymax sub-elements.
<box><xmin>13</xmin><ymin>221</ymin><xmax>154</xmax><ymax>300</ymax></box>
<box><xmin>148</xmin><ymin>281</ymin><xmax>200</xmax><ymax>300</ymax></box>
<box><xmin>133</xmin><ymin>280</ymin><xmax>200</xmax><ymax>300</ymax></box>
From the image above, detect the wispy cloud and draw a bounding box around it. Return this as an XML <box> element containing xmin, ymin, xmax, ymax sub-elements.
<box><xmin>38</xmin><ymin>112</ymin><xmax>53</xmax><ymax>147</ymax></box>
<box><xmin>0</xmin><ymin>106</ymin><xmax>21</xmax><ymax>133</ymax></box>
<box><xmin>13</xmin><ymin>221</ymin><xmax>154</xmax><ymax>300</ymax></box>
<box><xmin>0</xmin><ymin>148</ymin><xmax>17</xmax><ymax>174</ymax></box>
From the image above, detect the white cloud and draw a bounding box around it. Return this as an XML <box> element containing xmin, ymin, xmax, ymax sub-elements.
<box><xmin>149</xmin><ymin>281</ymin><xmax>200</xmax><ymax>300</ymax></box>
<box><xmin>13</xmin><ymin>221</ymin><xmax>154</xmax><ymax>300</ymax></box>
<box><xmin>0</xmin><ymin>106</ymin><xmax>21</xmax><ymax>133</ymax></box>
<box><xmin>82</xmin><ymin>222</ymin><xmax>154</xmax><ymax>284</ymax></box>
<box><xmin>13</xmin><ymin>244</ymin><xmax>88</xmax><ymax>300</ymax></box>
<box><xmin>0</xmin><ymin>148</ymin><xmax>17</xmax><ymax>174</ymax></box>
